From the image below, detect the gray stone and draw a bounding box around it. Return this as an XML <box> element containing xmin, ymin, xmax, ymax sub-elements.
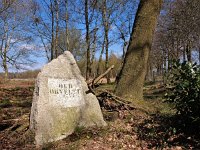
<box><xmin>30</xmin><ymin>51</ymin><xmax>106</xmax><ymax>146</ymax></box>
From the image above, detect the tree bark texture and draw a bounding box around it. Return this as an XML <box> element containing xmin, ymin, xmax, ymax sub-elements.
<box><xmin>186</xmin><ymin>43</ymin><xmax>191</xmax><ymax>62</ymax></box>
<box><xmin>199</xmin><ymin>47</ymin><xmax>200</xmax><ymax>65</ymax></box>
<box><xmin>102</xmin><ymin>0</ymin><xmax>110</xmax><ymax>83</ymax></box>
<box><xmin>2</xmin><ymin>21</ymin><xmax>9</xmax><ymax>79</ymax></box>
<box><xmin>97</xmin><ymin>37</ymin><xmax>105</xmax><ymax>76</ymax></box>
<box><xmin>65</xmin><ymin>0</ymin><xmax>70</xmax><ymax>51</ymax></box>
<box><xmin>3</xmin><ymin>47</ymin><xmax>8</xmax><ymax>79</ymax></box>
<box><xmin>115</xmin><ymin>0</ymin><xmax>163</xmax><ymax>102</ymax></box>
<box><xmin>55</xmin><ymin>0</ymin><xmax>59</xmax><ymax>58</ymax></box>
<box><xmin>50</xmin><ymin>1</ymin><xmax>55</xmax><ymax>60</ymax></box>
<box><xmin>85</xmin><ymin>0</ymin><xmax>91</xmax><ymax>80</ymax></box>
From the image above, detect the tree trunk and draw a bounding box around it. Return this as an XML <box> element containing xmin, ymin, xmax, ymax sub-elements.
<box><xmin>55</xmin><ymin>0</ymin><xmax>59</xmax><ymax>58</ymax></box>
<box><xmin>122</xmin><ymin>41</ymin><xmax>127</xmax><ymax>60</ymax></box>
<box><xmin>90</xmin><ymin>27</ymin><xmax>98</xmax><ymax>70</ymax></box>
<box><xmin>199</xmin><ymin>46</ymin><xmax>200</xmax><ymax>65</ymax></box>
<box><xmin>183</xmin><ymin>45</ymin><xmax>186</xmax><ymax>62</ymax></box>
<box><xmin>157</xmin><ymin>65</ymin><xmax>161</xmax><ymax>75</ymax></box>
<box><xmin>145</xmin><ymin>60</ymin><xmax>153</xmax><ymax>82</ymax></box>
<box><xmin>186</xmin><ymin>43</ymin><xmax>191</xmax><ymax>62</ymax></box>
<box><xmin>2</xmin><ymin>21</ymin><xmax>9</xmax><ymax>80</ymax></box>
<box><xmin>167</xmin><ymin>48</ymin><xmax>172</xmax><ymax>71</ymax></box>
<box><xmin>115</xmin><ymin>0</ymin><xmax>163</xmax><ymax>101</ymax></box>
<box><xmin>163</xmin><ymin>49</ymin><xmax>167</xmax><ymax>74</ymax></box>
<box><xmin>102</xmin><ymin>0</ymin><xmax>110</xmax><ymax>83</ymax></box>
<box><xmin>85</xmin><ymin>0</ymin><xmax>91</xmax><ymax>80</ymax></box>
<box><xmin>97</xmin><ymin>37</ymin><xmax>105</xmax><ymax>76</ymax></box>
<box><xmin>65</xmin><ymin>0</ymin><xmax>70</xmax><ymax>51</ymax></box>
<box><xmin>3</xmin><ymin>48</ymin><xmax>8</xmax><ymax>80</ymax></box>
<box><xmin>50</xmin><ymin>1</ymin><xmax>55</xmax><ymax>60</ymax></box>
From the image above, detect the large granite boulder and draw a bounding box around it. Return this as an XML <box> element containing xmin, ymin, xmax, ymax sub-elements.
<box><xmin>30</xmin><ymin>51</ymin><xmax>106</xmax><ymax>146</ymax></box>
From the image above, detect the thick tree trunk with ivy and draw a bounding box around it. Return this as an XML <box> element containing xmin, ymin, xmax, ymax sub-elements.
<box><xmin>115</xmin><ymin>0</ymin><xmax>163</xmax><ymax>102</ymax></box>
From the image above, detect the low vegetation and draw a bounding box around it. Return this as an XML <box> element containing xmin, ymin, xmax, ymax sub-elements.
<box><xmin>165</xmin><ymin>61</ymin><xmax>200</xmax><ymax>126</ymax></box>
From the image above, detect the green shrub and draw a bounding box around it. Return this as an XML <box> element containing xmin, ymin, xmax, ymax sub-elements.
<box><xmin>165</xmin><ymin>60</ymin><xmax>200</xmax><ymax>123</ymax></box>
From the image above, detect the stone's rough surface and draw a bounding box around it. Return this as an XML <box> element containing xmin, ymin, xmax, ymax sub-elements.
<box><xmin>79</xmin><ymin>93</ymin><xmax>107</xmax><ymax>127</ymax></box>
<box><xmin>30</xmin><ymin>51</ymin><xmax>106</xmax><ymax>146</ymax></box>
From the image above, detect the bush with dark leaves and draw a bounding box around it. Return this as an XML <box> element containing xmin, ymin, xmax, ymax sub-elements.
<box><xmin>165</xmin><ymin>61</ymin><xmax>200</xmax><ymax>124</ymax></box>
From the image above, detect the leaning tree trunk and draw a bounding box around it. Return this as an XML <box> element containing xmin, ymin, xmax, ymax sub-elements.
<box><xmin>115</xmin><ymin>0</ymin><xmax>163</xmax><ymax>102</ymax></box>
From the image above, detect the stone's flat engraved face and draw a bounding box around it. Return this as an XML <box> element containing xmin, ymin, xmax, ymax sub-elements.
<box><xmin>48</xmin><ymin>78</ymin><xmax>85</xmax><ymax>107</ymax></box>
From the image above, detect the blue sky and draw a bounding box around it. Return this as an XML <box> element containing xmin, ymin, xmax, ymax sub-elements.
<box><xmin>0</xmin><ymin>0</ymin><xmax>138</xmax><ymax>73</ymax></box>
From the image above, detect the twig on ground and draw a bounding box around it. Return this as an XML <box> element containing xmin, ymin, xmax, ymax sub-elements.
<box><xmin>97</xmin><ymin>90</ymin><xmax>149</xmax><ymax>114</ymax></box>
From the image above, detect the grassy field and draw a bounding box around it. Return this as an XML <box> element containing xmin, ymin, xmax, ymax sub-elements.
<box><xmin>0</xmin><ymin>80</ymin><xmax>199</xmax><ymax>149</ymax></box>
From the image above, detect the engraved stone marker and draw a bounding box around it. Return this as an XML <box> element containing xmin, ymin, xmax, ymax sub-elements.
<box><xmin>30</xmin><ymin>51</ymin><xmax>106</xmax><ymax>146</ymax></box>
<box><xmin>48</xmin><ymin>78</ymin><xmax>84</xmax><ymax>107</ymax></box>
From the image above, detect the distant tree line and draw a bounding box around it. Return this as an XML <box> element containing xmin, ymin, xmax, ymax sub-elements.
<box><xmin>147</xmin><ymin>0</ymin><xmax>200</xmax><ymax>81</ymax></box>
<box><xmin>0</xmin><ymin>70</ymin><xmax>40</xmax><ymax>79</ymax></box>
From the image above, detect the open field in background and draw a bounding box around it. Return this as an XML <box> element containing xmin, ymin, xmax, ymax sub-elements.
<box><xmin>0</xmin><ymin>79</ymin><xmax>200</xmax><ymax>149</ymax></box>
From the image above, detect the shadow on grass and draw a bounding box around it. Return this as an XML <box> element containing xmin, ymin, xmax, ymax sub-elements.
<box><xmin>40</xmin><ymin>126</ymin><xmax>108</xmax><ymax>149</ymax></box>
<box><xmin>0</xmin><ymin>87</ymin><xmax>33</xmax><ymax>109</ymax></box>
<box><xmin>0</xmin><ymin>99</ymin><xmax>13</xmax><ymax>108</ymax></box>
<box><xmin>136</xmin><ymin>114</ymin><xmax>200</xmax><ymax>149</ymax></box>
<box><xmin>15</xmin><ymin>100</ymin><xmax>32</xmax><ymax>108</ymax></box>
<box><xmin>0</xmin><ymin>99</ymin><xmax>32</xmax><ymax>108</ymax></box>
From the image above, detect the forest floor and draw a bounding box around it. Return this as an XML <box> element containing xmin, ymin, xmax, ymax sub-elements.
<box><xmin>0</xmin><ymin>79</ymin><xmax>200</xmax><ymax>150</ymax></box>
